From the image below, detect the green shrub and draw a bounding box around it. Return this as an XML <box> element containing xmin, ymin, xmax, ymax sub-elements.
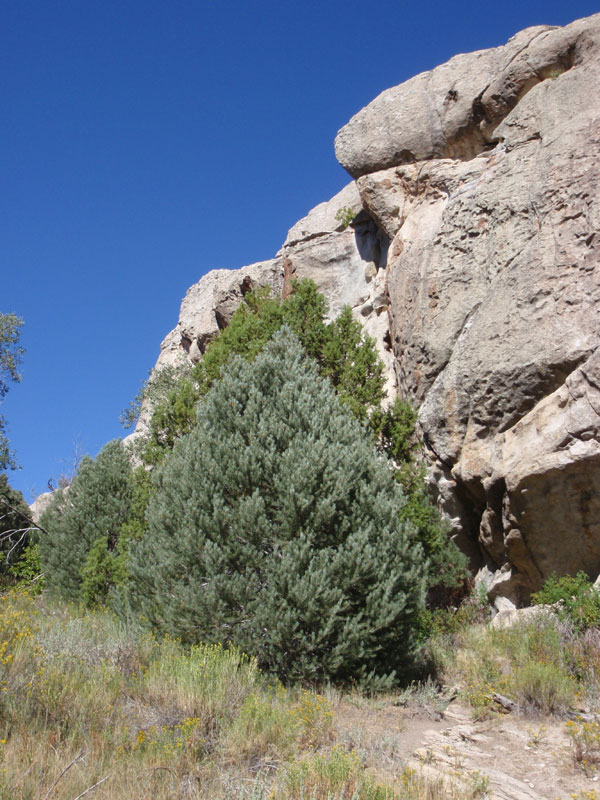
<box><xmin>124</xmin><ymin>329</ymin><xmax>426</xmax><ymax>687</ymax></box>
<box><xmin>509</xmin><ymin>659</ymin><xmax>577</xmax><ymax>714</ymax></box>
<box><xmin>39</xmin><ymin>440</ymin><xmax>133</xmax><ymax>603</ymax></box>
<box><xmin>137</xmin><ymin>280</ymin><xmax>463</xmax><ymax>603</ymax></box>
<box><xmin>224</xmin><ymin>687</ymin><xmax>333</xmax><ymax>762</ymax></box>
<box><xmin>8</xmin><ymin>543</ymin><xmax>43</xmax><ymax>592</ymax></box>
<box><xmin>0</xmin><ymin>474</ymin><xmax>32</xmax><ymax>580</ymax></box>
<box><xmin>0</xmin><ymin>474</ymin><xmax>32</xmax><ymax>583</ymax></box>
<box><xmin>141</xmin><ymin>280</ymin><xmax>384</xmax><ymax>465</ymax></box>
<box><xmin>373</xmin><ymin>398</ymin><xmax>468</xmax><ymax>600</ymax></box>
<box><xmin>532</xmin><ymin>572</ymin><xmax>600</xmax><ymax>631</ymax></box>
<box><xmin>80</xmin><ymin>535</ymin><xmax>126</xmax><ymax>607</ymax></box>
<box><xmin>278</xmin><ymin>747</ymin><xmax>394</xmax><ymax>800</ymax></box>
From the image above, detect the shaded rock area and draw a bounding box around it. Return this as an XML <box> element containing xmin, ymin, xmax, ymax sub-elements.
<box><xmin>140</xmin><ymin>13</ymin><xmax>600</xmax><ymax>609</ymax></box>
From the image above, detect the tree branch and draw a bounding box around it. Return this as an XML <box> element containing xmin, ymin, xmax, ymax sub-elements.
<box><xmin>0</xmin><ymin>495</ymin><xmax>51</xmax><ymax>537</ymax></box>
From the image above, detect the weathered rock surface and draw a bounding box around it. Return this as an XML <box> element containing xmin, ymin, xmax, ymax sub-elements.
<box><xmin>143</xmin><ymin>13</ymin><xmax>600</xmax><ymax>607</ymax></box>
<box><xmin>29</xmin><ymin>491</ymin><xmax>54</xmax><ymax>524</ymax></box>
<box><xmin>155</xmin><ymin>258</ymin><xmax>284</xmax><ymax>371</ymax></box>
<box><xmin>335</xmin><ymin>17</ymin><xmax>593</xmax><ymax>177</ymax></box>
<box><xmin>355</xmin><ymin>12</ymin><xmax>600</xmax><ymax>607</ymax></box>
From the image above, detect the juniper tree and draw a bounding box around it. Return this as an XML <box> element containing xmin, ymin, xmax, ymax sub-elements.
<box><xmin>141</xmin><ymin>280</ymin><xmax>384</xmax><ymax>464</ymax></box>
<box><xmin>39</xmin><ymin>439</ymin><xmax>132</xmax><ymax>602</ymax></box>
<box><xmin>124</xmin><ymin>328</ymin><xmax>426</xmax><ymax>686</ymax></box>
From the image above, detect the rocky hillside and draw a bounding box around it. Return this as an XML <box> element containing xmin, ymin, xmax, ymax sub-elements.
<box><xmin>142</xmin><ymin>13</ymin><xmax>600</xmax><ymax>611</ymax></box>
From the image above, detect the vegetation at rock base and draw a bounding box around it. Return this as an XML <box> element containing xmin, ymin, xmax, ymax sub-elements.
<box><xmin>532</xmin><ymin>571</ymin><xmax>600</xmax><ymax>631</ymax></box>
<box><xmin>39</xmin><ymin>281</ymin><xmax>466</xmax><ymax>667</ymax></box>
<box><xmin>123</xmin><ymin>329</ymin><xmax>426</xmax><ymax>687</ymax></box>
<box><xmin>127</xmin><ymin>279</ymin><xmax>467</xmax><ymax>598</ymax></box>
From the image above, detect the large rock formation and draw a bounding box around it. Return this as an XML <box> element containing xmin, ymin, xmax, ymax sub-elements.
<box><xmin>144</xmin><ymin>13</ymin><xmax>600</xmax><ymax>609</ymax></box>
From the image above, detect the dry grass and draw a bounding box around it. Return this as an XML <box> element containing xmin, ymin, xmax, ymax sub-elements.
<box><xmin>430</xmin><ymin>613</ymin><xmax>600</xmax><ymax>718</ymax></box>
<box><xmin>0</xmin><ymin>590</ymin><xmax>482</xmax><ymax>800</ymax></box>
<box><xmin>0</xmin><ymin>588</ymin><xmax>501</xmax><ymax>800</ymax></box>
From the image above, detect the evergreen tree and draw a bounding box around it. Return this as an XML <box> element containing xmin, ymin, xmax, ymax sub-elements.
<box><xmin>39</xmin><ymin>440</ymin><xmax>132</xmax><ymax>602</ymax></box>
<box><xmin>141</xmin><ymin>280</ymin><xmax>384</xmax><ymax>464</ymax></box>
<box><xmin>0</xmin><ymin>474</ymin><xmax>32</xmax><ymax>579</ymax></box>
<box><xmin>124</xmin><ymin>329</ymin><xmax>426</xmax><ymax>686</ymax></box>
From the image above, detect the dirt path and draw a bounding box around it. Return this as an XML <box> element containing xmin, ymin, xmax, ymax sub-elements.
<box><xmin>333</xmin><ymin>697</ymin><xmax>599</xmax><ymax>799</ymax></box>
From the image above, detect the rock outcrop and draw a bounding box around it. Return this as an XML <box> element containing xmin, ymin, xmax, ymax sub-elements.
<box><xmin>29</xmin><ymin>491</ymin><xmax>54</xmax><ymax>524</ymax></box>
<box><xmin>143</xmin><ymin>13</ymin><xmax>600</xmax><ymax>609</ymax></box>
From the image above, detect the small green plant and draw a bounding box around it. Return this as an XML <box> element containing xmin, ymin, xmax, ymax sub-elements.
<box><xmin>566</xmin><ymin>718</ymin><xmax>600</xmax><ymax>770</ymax></box>
<box><xmin>532</xmin><ymin>571</ymin><xmax>600</xmax><ymax>631</ymax></box>
<box><xmin>527</xmin><ymin>723</ymin><xmax>547</xmax><ymax>748</ymax></box>
<box><xmin>8</xmin><ymin>543</ymin><xmax>43</xmax><ymax>592</ymax></box>
<box><xmin>277</xmin><ymin>746</ymin><xmax>395</xmax><ymax>800</ymax></box>
<box><xmin>335</xmin><ymin>206</ymin><xmax>358</xmax><ymax>230</ymax></box>
<box><xmin>468</xmin><ymin>770</ymin><xmax>490</xmax><ymax>798</ymax></box>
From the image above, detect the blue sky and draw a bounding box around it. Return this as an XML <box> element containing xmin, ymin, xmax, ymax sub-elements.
<box><xmin>3</xmin><ymin>0</ymin><xmax>598</xmax><ymax>501</ymax></box>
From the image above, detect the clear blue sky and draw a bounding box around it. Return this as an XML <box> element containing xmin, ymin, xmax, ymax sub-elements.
<box><xmin>2</xmin><ymin>0</ymin><xmax>597</xmax><ymax>501</ymax></box>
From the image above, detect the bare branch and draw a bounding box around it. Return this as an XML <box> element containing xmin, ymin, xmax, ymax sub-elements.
<box><xmin>71</xmin><ymin>774</ymin><xmax>110</xmax><ymax>800</ymax></box>
<box><xmin>0</xmin><ymin>495</ymin><xmax>51</xmax><ymax>537</ymax></box>
<box><xmin>40</xmin><ymin>750</ymin><xmax>85</xmax><ymax>800</ymax></box>
<box><xmin>5</xmin><ymin>529</ymin><xmax>28</xmax><ymax>562</ymax></box>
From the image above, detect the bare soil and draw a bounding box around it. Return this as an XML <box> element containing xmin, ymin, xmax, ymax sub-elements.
<box><xmin>332</xmin><ymin>696</ymin><xmax>600</xmax><ymax>799</ymax></box>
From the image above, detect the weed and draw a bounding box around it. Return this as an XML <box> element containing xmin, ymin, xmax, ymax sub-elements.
<box><xmin>566</xmin><ymin>718</ymin><xmax>600</xmax><ymax>770</ymax></box>
<box><xmin>276</xmin><ymin>746</ymin><xmax>395</xmax><ymax>800</ymax></box>
<box><xmin>527</xmin><ymin>723</ymin><xmax>547</xmax><ymax>747</ymax></box>
<box><xmin>335</xmin><ymin>206</ymin><xmax>358</xmax><ymax>230</ymax></box>
<box><xmin>468</xmin><ymin>769</ymin><xmax>490</xmax><ymax>798</ymax></box>
<box><xmin>395</xmin><ymin>676</ymin><xmax>447</xmax><ymax>713</ymax></box>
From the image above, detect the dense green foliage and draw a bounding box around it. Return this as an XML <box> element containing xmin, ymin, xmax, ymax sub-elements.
<box><xmin>141</xmin><ymin>280</ymin><xmax>384</xmax><ymax>464</ymax></box>
<box><xmin>0</xmin><ymin>474</ymin><xmax>32</xmax><ymax>579</ymax></box>
<box><xmin>373</xmin><ymin>399</ymin><xmax>467</xmax><ymax>597</ymax></box>
<box><xmin>133</xmin><ymin>280</ymin><xmax>464</xmax><ymax>595</ymax></box>
<box><xmin>532</xmin><ymin>571</ymin><xmax>600</xmax><ymax>631</ymax></box>
<box><xmin>39</xmin><ymin>440</ymin><xmax>133</xmax><ymax>603</ymax></box>
<box><xmin>124</xmin><ymin>330</ymin><xmax>427</xmax><ymax>686</ymax></box>
<box><xmin>39</xmin><ymin>280</ymin><xmax>465</xmax><ymax>685</ymax></box>
<box><xmin>0</xmin><ymin>313</ymin><xmax>24</xmax><ymax>471</ymax></box>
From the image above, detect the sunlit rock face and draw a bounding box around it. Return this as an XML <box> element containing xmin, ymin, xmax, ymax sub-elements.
<box><xmin>337</xmin><ymin>13</ymin><xmax>600</xmax><ymax>607</ymax></box>
<box><xmin>145</xmin><ymin>13</ymin><xmax>600</xmax><ymax>608</ymax></box>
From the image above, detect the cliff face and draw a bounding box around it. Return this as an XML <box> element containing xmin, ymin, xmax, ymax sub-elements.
<box><xmin>147</xmin><ymin>13</ymin><xmax>600</xmax><ymax>609</ymax></box>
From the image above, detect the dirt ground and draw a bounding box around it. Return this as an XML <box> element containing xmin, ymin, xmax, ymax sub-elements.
<box><xmin>332</xmin><ymin>696</ymin><xmax>600</xmax><ymax>799</ymax></box>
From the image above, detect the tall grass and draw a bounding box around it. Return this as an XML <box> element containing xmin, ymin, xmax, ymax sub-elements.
<box><xmin>432</xmin><ymin>613</ymin><xmax>600</xmax><ymax>717</ymax></box>
<box><xmin>0</xmin><ymin>589</ymin><xmax>280</xmax><ymax>798</ymax></box>
<box><xmin>0</xmin><ymin>588</ymin><xmax>498</xmax><ymax>799</ymax></box>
